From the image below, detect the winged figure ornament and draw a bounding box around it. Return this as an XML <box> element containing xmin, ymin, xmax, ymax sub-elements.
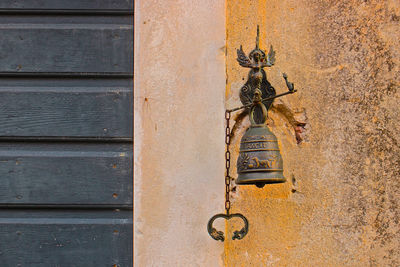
<box><xmin>265</xmin><ymin>45</ymin><xmax>275</xmax><ymax>67</ymax></box>
<box><xmin>236</xmin><ymin>25</ymin><xmax>294</xmax><ymax>124</ymax></box>
<box><xmin>236</xmin><ymin>44</ymin><xmax>275</xmax><ymax>68</ymax></box>
<box><xmin>237</xmin><ymin>45</ymin><xmax>253</xmax><ymax>68</ymax></box>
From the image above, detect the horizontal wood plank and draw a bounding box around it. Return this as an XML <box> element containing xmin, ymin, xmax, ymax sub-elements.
<box><xmin>0</xmin><ymin>23</ymin><xmax>133</xmax><ymax>74</ymax></box>
<box><xmin>0</xmin><ymin>143</ymin><xmax>132</xmax><ymax>206</ymax></box>
<box><xmin>0</xmin><ymin>0</ymin><xmax>133</xmax><ymax>11</ymax></box>
<box><xmin>0</xmin><ymin>209</ymin><xmax>132</xmax><ymax>266</ymax></box>
<box><xmin>0</xmin><ymin>78</ymin><xmax>132</xmax><ymax>138</ymax></box>
<box><xmin>0</xmin><ymin>2</ymin><xmax>134</xmax><ymax>264</ymax></box>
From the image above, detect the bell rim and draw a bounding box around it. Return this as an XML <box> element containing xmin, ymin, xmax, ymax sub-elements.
<box><xmin>238</xmin><ymin>169</ymin><xmax>283</xmax><ymax>173</ymax></box>
<box><xmin>236</xmin><ymin>177</ymin><xmax>286</xmax><ymax>184</ymax></box>
<box><xmin>235</xmin><ymin>178</ymin><xmax>286</xmax><ymax>185</ymax></box>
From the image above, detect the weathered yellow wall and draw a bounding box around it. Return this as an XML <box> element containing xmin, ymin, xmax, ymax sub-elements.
<box><xmin>226</xmin><ymin>0</ymin><xmax>400</xmax><ymax>266</ymax></box>
<box><xmin>135</xmin><ymin>0</ymin><xmax>400</xmax><ymax>266</ymax></box>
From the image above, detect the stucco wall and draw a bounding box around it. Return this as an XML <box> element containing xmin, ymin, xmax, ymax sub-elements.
<box><xmin>134</xmin><ymin>0</ymin><xmax>226</xmax><ymax>266</ymax></box>
<box><xmin>226</xmin><ymin>0</ymin><xmax>400</xmax><ymax>266</ymax></box>
<box><xmin>135</xmin><ymin>0</ymin><xmax>400</xmax><ymax>266</ymax></box>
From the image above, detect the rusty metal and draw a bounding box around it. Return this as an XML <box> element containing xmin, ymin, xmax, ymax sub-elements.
<box><xmin>227</xmin><ymin>88</ymin><xmax>297</xmax><ymax>113</ymax></box>
<box><xmin>207</xmin><ymin>213</ymin><xmax>249</xmax><ymax>242</ymax></box>
<box><xmin>224</xmin><ymin>110</ymin><xmax>231</xmax><ymax>215</ymax></box>
<box><xmin>207</xmin><ymin>25</ymin><xmax>298</xmax><ymax>241</ymax></box>
<box><xmin>236</xmin><ymin>93</ymin><xmax>286</xmax><ymax>188</ymax></box>
<box><xmin>207</xmin><ymin>110</ymin><xmax>249</xmax><ymax>241</ymax></box>
<box><xmin>236</xmin><ymin>25</ymin><xmax>295</xmax><ymax>119</ymax></box>
<box><xmin>233</xmin><ymin>25</ymin><xmax>296</xmax><ymax>188</ymax></box>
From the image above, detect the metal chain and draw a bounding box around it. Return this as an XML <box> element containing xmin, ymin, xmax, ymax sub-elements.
<box><xmin>224</xmin><ymin>110</ymin><xmax>231</xmax><ymax>215</ymax></box>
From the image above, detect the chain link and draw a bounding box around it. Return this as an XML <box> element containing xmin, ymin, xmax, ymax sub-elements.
<box><xmin>224</xmin><ymin>110</ymin><xmax>231</xmax><ymax>215</ymax></box>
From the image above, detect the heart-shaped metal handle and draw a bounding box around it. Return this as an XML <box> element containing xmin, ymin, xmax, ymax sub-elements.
<box><xmin>207</xmin><ymin>213</ymin><xmax>249</xmax><ymax>241</ymax></box>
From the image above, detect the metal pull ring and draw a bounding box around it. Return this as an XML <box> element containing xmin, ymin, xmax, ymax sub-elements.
<box><xmin>207</xmin><ymin>213</ymin><xmax>249</xmax><ymax>242</ymax></box>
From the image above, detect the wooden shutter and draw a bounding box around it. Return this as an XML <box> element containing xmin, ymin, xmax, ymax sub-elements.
<box><xmin>0</xmin><ymin>1</ymin><xmax>133</xmax><ymax>266</ymax></box>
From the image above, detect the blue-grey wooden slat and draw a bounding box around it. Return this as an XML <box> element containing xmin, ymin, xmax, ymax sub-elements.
<box><xmin>0</xmin><ymin>78</ymin><xmax>132</xmax><ymax>138</ymax></box>
<box><xmin>0</xmin><ymin>76</ymin><xmax>133</xmax><ymax>87</ymax></box>
<box><xmin>0</xmin><ymin>15</ymin><xmax>133</xmax><ymax>26</ymax></box>
<box><xmin>0</xmin><ymin>209</ymin><xmax>132</xmax><ymax>266</ymax></box>
<box><xmin>0</xmin><ymin>20</ymin><xmax>133</xmax><ymax>74</ymax></box>
<box><xmin>0</xmin><ymin>0</ymin><xmax>133</xmax><ymax>10</ymax></box>
<box><xmin>0</xmin><ymin>143</ymin><xmax>132</xmax><ymax>206</ymax></box>
<box><xmin>0</xmin><ymin>2</ymin><xmax>134</xmax><ymax>264</ymax></box>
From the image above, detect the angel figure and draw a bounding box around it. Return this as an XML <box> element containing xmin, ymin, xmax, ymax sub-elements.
<box><xmin>236</xmin><ymin>26</ymin><xmax>277</xmax><ymax>115</ymax></box>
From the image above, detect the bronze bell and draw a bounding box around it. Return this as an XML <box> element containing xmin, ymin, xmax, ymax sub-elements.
<box><xmin>236</xmin><ymin>94</ymin><xmax>285</xmax><ymax>188</ymax></box>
